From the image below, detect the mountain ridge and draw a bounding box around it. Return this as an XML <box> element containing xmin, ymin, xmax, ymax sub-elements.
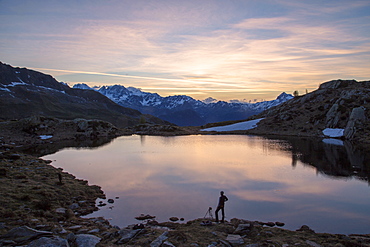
<box><xmin>74</xmin><ymin>83</ymin><xmax>293</xmax><ymax>126</ymax></box>
<box><xmin>0</xmin><ymin>62</ymin><xmax>168</xmax><ymax>128</ymax></box>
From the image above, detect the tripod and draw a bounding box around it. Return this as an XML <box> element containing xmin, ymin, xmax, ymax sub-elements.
<box><xmin>204</xmin><ymin>207</ymin><xmax>213</xmax><ymax>219</ymax></box>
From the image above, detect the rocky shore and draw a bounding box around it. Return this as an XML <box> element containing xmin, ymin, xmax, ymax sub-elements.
<box><xmin>1</xmin><ymin>118</ymin><xmax>370</xmax><ymax>246</ymax></box>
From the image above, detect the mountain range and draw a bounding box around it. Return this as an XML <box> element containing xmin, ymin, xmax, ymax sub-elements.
<box><xmin>73</xmin><ymin>83</ymin><xmax>293</xmax><ymax>126</ymax></box>
<box><xmin>0</xmin><ymin>61</ymin><xmax>293</xmax><ymax>128</ymax></box>
<box><xmin>0</xmin><ymin>62</ymin><xmax>167</xmax><ymax>128</ymax></box>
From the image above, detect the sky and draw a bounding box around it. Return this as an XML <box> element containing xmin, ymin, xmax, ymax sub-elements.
<box><xmin>0</xmin><ymin>0</ymin><xmax>369</xmax><ymax>101</ymax></box>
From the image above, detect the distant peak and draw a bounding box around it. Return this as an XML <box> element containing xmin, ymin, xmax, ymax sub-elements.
<box><xmin>73</xmin><ymin>83</ymin><xmax>94</xmax><ymax>90</ymax></box>
<box><xmin>202</xmin><ymin>97</ymin><xmax>218</xmax><ymax>104</ymax></box>
<box><xmin>277</xmin><ymin>92</ymin><xmax>293</xmax><ymax>100</ymax></box>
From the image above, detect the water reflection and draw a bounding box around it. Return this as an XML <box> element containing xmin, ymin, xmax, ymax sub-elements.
<box><xmin>41</xmin><ymin>135</ymin><xmax>370</xmax><ymax>234</ymax></box>
<box><xmin>271</xmin><ymin>136</ymin><xmax>370</xmax><ymax>183</ymax></box>
<box><xmin>18</xmin><ymin>136</ymin><xmax>116</xmax><ymax>156</ymax></box>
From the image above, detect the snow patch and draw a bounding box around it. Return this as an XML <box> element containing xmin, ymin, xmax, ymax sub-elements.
<box><xmin>39</xmin><ymin>135</ymin><xmax>53</xmax><ymax>140</ymax></box>
<box><xmin>0</xmin><ymin>87</ymin><xmax>11</xmax><ymax>92</ymax></box>
<box><xmin>7</xmin><ymin>81</ymin><xmax>27</xmax><ymax>87</ymax></box>
<box><xmin>322</xmin><ymin>128</ymin><xmax>344</xmax><ymax>138</ymax></box>
<box><xmin>201</xmin><ymin>118</ymin><xmax>264</xmax><ymax>132</ymax></box>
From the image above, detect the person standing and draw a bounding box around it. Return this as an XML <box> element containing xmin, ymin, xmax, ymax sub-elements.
<box><xmin>215</xmin><ymin>191</ymin><xmax>228</xmax><ymax>223</ymax></box>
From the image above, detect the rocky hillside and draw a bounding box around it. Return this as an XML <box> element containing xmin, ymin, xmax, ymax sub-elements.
<box><xmin>0</xmin><ymin>62</ymin><xmax>168</xmax><ymax>128</ymax></box>
<box><xmin>247</xmin><ymin>79</ymin><xmax>370</xmax><ymax>143</ymax></box>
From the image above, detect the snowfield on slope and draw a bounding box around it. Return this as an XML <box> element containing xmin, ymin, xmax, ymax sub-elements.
<box><xmin>201</xmin><ymin>118</ymin><xmax>264</xmax><ymax>132</ymax></box>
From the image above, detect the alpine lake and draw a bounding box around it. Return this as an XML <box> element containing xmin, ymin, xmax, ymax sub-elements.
<box><xmin>39</xmin><ymin>134</ymin><xmax>370</xmax><ymax>235</ymax></box>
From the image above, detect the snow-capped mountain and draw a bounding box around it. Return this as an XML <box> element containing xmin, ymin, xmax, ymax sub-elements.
<box><xmin>73</xmin><ymin>83</ymin><xmax>293</xmax><ymax>126</ymax></box>
<box><xmin>0</xmin><ymin>62</ymin><xmax>168</xmax><ymax>128</ymax></box>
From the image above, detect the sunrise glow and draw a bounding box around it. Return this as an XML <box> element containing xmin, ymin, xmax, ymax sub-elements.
<box><xmin>1</xmin><ymin>0</ymin><xmax>369</xmax><ymax>100</ymax></box>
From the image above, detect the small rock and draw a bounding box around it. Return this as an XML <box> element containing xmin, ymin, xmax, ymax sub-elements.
<box><xmin>226</xmin><ymin>234</ymin><xmax>244</xmax><ymax>245</ymax></box>
<box><xmin>116</xmin><ymin>229</ymin><xmax>142</xmax><ymax>244</ymax></box>
<box><xmin>67</xmin><ymin>225</ymin><xmax>82</xmax><ymax>230</ymax></box>
<box><xmin>219</xmin><ymin>239</ymin><xmax>232</xmax><ymax>247</ymax></box>
<box><xmin>150</xmin><ymin>231</ymin><xmax>168</xmax><ymax>247</ymax></box>
<box><xmin>162</xmin><ymin>240</ymin><xmax>176</xmax><ymax>247</ymax></box>
<box><xmin>297</xmin><ymin>225</ymin><xmax>315</xmax><ymax>233</ymax></box>
<box><xmin>56</xmin><ymin>208</ymin><xmax>67</xmax><ymax>214</ymax></box>
<box><xmin>107</xmin><ymin>199</ymin><xmax>114</xmax><ymax>203</ymax></box>
<box><xmin>69</xmin><ymin>203</ymin><xmax>79</xmax><ymax>210</ymax></box>
<box><xmin>66</xmin><ymin>232</ymin><xmax>76</xmax><ymax>243</ymax></box>
<box><xmin>305</xmin><ymin>240</ymin><xmax>322</xmax><ymax>247</ymax></box>
<box><xmin>169</xmin><ymin>217</ymin><xmax>179</xmax><ymax>222</ymax></box>
<box><xmin>135</xmin><ymin>214</ymin><xmax>156</xmax><ymax>221</ymax></box>
<box><xmin>264</xmin><ymin>222</ymin><xmax>275</xmax><ymax>227</ymax></box>
<box><xmin>275</xmin><ymin>221</ymin><xmax>285</xmax><ymax>227</ymax></box>
<box><xmin>234</xmin><ymin>223</ymin><xmax>252</xmax><ymax>234</ymax></box>
<box><xmin>88</xmin><ymin>229</ymin><xmax>100</xmax><ymax>234</ymax></box>
<box><xmin>77</xmin><ymin>229</ymin><xmax>89</xmax><ymax>234</ymax></box>
<box><xmin>133</xmin><ymin>223</ymin><xmax>145</xmax><ymax>229</ymax></box>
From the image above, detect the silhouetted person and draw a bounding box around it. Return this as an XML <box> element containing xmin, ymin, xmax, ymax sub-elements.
<box><xmin>215</xmin><ymin>191</ymin><xmax>228</xmax><ymax>223</ymax></box>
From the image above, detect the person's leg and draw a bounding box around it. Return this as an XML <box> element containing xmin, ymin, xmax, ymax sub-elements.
<box><xmin>221</xmin><ymin>207</ymin><xmax>225</xmax><ymax>222</ymax></box>
<box><xmin>215</xmin><ymin>207</ymin><xmax>220</xmax><ymax>222</ymax></box>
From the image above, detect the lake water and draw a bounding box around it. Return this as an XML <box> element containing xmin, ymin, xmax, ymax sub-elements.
<box><xmin>42</xmin><ymin>135</ymin><xmax>370</xmax><ymax>234</ymax></box>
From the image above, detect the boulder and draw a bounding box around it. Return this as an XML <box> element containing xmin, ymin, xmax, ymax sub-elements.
<box><xmin>344</xmin><ymin>106</ymin><xmax>367</xmax><ymax>139</ymax></box>
<box><xmin>325</xmin><ymin>103</ymin><xmax>340</xmax><ymax>128</ymax></box>
<box><xmin>75</xmin><ymin>234</ymin><xmax>101</xmax><ymax>247</ymax></box>
<box><xmin>0</xmin><ymin>226</ymin><xmax>52</xmax><ymax>243</ymax></box>
<box><xmin>27</xmin><ymin>236</ymin><xmax>69</xmax><ymax>247</ymax></box>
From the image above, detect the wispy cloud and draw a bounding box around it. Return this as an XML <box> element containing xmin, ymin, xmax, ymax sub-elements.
<box><xmin>1</xmin><ymin>0</ymin><xmax>369</xmax><ymax>100</ymax></box>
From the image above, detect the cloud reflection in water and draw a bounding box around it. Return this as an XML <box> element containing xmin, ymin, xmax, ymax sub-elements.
<box><xmin>43</xmin><ymin>135</ymin><xmax>370</xmax><ymax>234</ymax></box>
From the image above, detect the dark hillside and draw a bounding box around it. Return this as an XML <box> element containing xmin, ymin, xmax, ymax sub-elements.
<box><xmin>0</xmin><ymin>62</ymin><xmax>168</xmax><ymax>128</ymax></box>
<box><xmin>248</xmin><ymin>79</ymin><xmax>370</xmax><ymax>143</ymax></box>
